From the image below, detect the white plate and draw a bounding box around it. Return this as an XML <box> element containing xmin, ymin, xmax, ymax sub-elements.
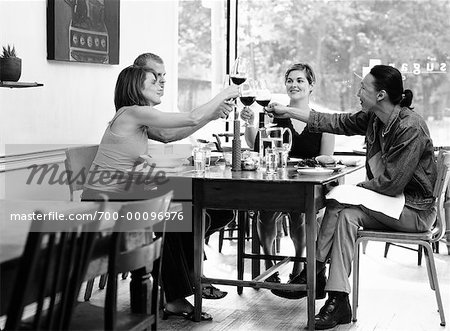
<box><xmin>297</xmin><ymin>168</ymin><xmax>334</xmax><ymax>176</ymax></box>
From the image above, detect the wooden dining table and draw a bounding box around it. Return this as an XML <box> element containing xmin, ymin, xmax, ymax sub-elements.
<box><xmin>171</xmin><ymin>161</ymin><xmax>364</xmax><ymax>330</ymax></box>
<box><xmin>0</xmin><ymin>159</ymin><xmax>364</xmax><ymax>330</ymax></box>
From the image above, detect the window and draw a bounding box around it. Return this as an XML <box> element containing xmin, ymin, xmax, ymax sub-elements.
<box><xmin>237</xmin><ymin>0</ymin><xmax>450</xmax><ymax>151</ymax></box>
<box><xmin>178</xmin><ymin>0</ymin><xmax>230</xmax><ymax>145</ymax></box>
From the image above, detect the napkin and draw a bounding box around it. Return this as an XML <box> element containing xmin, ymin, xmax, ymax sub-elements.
<box><xmin>326</xmin><ymin>184</ymin><xmax>405</xmax><ymax>220</ymax></box>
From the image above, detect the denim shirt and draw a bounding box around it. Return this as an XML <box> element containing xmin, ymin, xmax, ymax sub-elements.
<box><xmin>309</xmin><ymin>107</ymin><xmax>437</xmax><ymax>210</ymax></box>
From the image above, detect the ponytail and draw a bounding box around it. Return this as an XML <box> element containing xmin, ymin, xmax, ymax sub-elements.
<box><xmin>400</xmin><ymin>89</ymin><xmax>414</xmax><ymax>109</ymax></box>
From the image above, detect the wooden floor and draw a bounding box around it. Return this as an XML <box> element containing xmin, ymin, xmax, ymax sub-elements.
<box><xmin>4</xmin><ymin>233</ymin><xmax>448</xmax><ymax>330</ymax></box>
<box><xmin>83</xmin><ymin>233</ymin><xmax>450</xmax><ymax>331</ymax></box>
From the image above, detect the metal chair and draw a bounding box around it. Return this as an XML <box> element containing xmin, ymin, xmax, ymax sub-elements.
<box><xmin>352</xmin><ymin>150</ymin><xmax>450</xmax><ymax>327</ymax></box>
<box><xmin>4</xmin><ymin>200</ymin><xmax>106</xmax><ymax>330</ymax></box>
<box><xmin>383</xmin><ymin>146</ymin><xmax>450</xmax><ymax>263</ymax></box>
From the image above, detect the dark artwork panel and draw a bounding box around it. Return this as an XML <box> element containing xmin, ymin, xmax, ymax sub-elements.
<box><xmin>47</xmin><ymin>0</ymin><xmax>120</xmax><ymax>64</ymax></box>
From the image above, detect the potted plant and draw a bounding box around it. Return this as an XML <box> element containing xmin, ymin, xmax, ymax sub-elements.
<box><xmin>0</xmin><ymin>45</ymin><xmax>22</xmax><ymax>82</ymax></box>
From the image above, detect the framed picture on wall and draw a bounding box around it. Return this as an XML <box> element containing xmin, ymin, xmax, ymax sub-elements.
<box><xmin>47</xmin><ymin>0</ymin><xmax>120</xmax><ymax>64</ymax></box>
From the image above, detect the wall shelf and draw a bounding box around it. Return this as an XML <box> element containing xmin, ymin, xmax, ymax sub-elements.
<box><xmin>0</xmin><ymin>81</ymin><xmax>44</xmax><ymax>88</ymax></box>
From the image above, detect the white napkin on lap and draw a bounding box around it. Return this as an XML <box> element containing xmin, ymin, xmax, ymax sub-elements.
<box><xmin>326</xmin><ymin>184</ymin><xmax>405</xmax><ymax>220</ymax></box>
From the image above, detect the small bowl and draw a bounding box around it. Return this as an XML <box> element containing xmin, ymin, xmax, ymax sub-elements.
<box><xmin>241</xmin><ymin>151</ymin><xmax>260</xmax><ymax>171</ymax></box>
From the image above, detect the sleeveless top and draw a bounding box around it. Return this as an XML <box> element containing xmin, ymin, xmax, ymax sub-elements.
<box><xmin>84</xmin><ymin>108</ymin><xmax>149</xmax><ymax>193</ymax></box>
<box><xmin>254</xmin><ymin>114</ymin><xmax>323</xmax><ymax>158</ymax></box>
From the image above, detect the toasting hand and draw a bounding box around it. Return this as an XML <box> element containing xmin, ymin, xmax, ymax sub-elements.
<box><xmin>265</xmin><ymin>102</ymin><xmax>291</xmax><ymax>118</ymax></box>
<box><xmin>240</xmin><ymin>107</ymin><xmax>254</xmax><ymax>123</ymax></box>
<box><xmin>211</xmin><ymin>85</ymin><xmax>239</xmax><ymax>120</ymax></box>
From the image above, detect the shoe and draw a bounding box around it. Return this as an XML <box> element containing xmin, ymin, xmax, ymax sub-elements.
<box><xmin>314</xmin><ymin>293</ymin><xmax>351</xmax><ymax>330</ymax></box>
<box><xmin>271</xmin><ymin>267</ymin><xmax>327</xmax><ymax>299</ymax></box>
<box><xmin>202</xmin><ymin>284</ymin><xmax>228</xmax><ymax>299</ymax></box>
<box><xmin>265</xmin><ymin>271</ymin><xmax>281</xmax><ymax>283</ymax></box>
<box><xmin>162</xmin><ymin>308</ymin><xmax>213</xmax><ymax>321</ymax></box>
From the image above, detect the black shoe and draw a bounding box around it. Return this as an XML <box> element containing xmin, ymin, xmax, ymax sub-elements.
<box><xmin>270</xmin><ymin>267</ymin><xmax>327</xmax><ymax>299</ymax></box>
<box><xmin>265</xmin><ymin>271</ymin><xmax>281</xmax><ymax>283</ymax></box>
<box><xmin>314</xmin><ymin>293</ymin><xmax>351</xmax><ymax>330</ymax></box>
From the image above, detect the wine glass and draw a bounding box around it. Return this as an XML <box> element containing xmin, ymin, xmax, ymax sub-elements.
<box><xmin>255</xmin><ymin>79</ymin><xmax>273</xmax><ymax>118</ymax></box>
<box><xmin>230</xmin><ymin>57</ymin><xmax>248</xmax><ymax>86</ymax></box>
<box><xmin>239</xmin><ymin>79</ymin><xmax>256</xmax><ymax>126</ymax></box>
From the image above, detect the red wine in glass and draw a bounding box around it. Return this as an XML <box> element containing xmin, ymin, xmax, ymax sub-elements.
<box><xmin>240</xmin><ymin>96</ymin><xmax>255</xmax><ymax>106</ymax></box>
<box><xmin>256</xmin><ymin>99</ymin><xmax>270</xmax><ymax>107</ymax></box>
<box><xmin>231</xmin><ymin>75</ymin><xmax>247</xmax><ymax>85</ymax></box>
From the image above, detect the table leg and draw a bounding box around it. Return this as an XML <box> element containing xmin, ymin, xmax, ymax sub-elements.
<box><xmin>305</xmin><ymin>185</ymin><xmax>317</xmax><ymax>330</ymax></box>
<box><xmin>237</xmin><ymin>211</ymin><xmax>245</xmax><ymax>294</ymax></box>
<box><xmin>251</xmin><ymin>213</ymin><xmax>261</xmax><ymax>279</ymax></box>
<box><xmin>193</xmin><ymin>203</ymin><xmax>206</xmax><ymax>322</ymax></box>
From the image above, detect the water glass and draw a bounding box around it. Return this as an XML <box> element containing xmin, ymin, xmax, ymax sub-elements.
<box><xmin>193</xmin><ymin>148</ymin><xmax>206</xmax><ymax>173</ymax></box>
<box><xmin>276</xmin><ymin>143</ymin><xmax>290</xmax><ymax>168</ymax></box>
<box><xmin>265</xmin><ymin>148</ymin><xmax>278</xmax><ymax>174</ymax></box>
<box><xmin>203</xmin><ymin>147</ymin><xmax>212</xmax><ymax>168</ymax></box>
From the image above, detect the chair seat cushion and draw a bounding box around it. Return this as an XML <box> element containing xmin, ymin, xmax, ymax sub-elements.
<box><xmin>357</xmin><ymin>229</ymin><xmax>432</xmax><ymax>241</ymax></box>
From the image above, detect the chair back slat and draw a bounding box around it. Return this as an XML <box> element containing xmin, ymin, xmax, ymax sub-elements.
<box><xmin>4</xmin><ymin>200</ymin><xmax>106</xmax><ymax>330</ymax></box>
<box><xmin>33</xmin><ymin>234</ymin><xmax>56</xmax><ymax>330</ymax></box>
<box><xmin>432</xmin><ymin>150</ymin><xmax>450</xmax><ymax>242</ymax></box>
<box><xmin>46</xmin><ymin>233</ymin><xmax>67</xmax><ymax>330</ymax></box>
<box><xmin>64</xmin><ymin>145</ymin><xmax>99</xmax><ymax>201</ymax></box>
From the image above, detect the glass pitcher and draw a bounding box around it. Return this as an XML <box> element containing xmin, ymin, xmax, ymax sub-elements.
<box><xmin>258</xmin><ymin>127</ymin><xmax>292</xmax><ymax>166</ymax></box>
<box><xmin>266</xmin><ymin>127</ymin><xmax>292</xmax><ymax>150</ymax></box>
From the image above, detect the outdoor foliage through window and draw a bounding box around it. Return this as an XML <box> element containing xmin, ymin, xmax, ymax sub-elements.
<box><xmin>238</xmin><ymin>0</ymin><xmax>449</xmax><ymax>146</ymax></box>
<box><xmin>178</xmin><ymin>0</ymin><xmax>449</xmax><ymax>148</ymax></box>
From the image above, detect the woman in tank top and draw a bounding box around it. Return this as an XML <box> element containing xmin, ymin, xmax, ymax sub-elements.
<box><xmin>81</xmin><ymin>65</ymin><xmax>239</xmax><ymax>321</ymax></box>
<box><xmin>241</xmin><ymin>64</ymin><xmax>334</xmax><ymax>297</ymax></box>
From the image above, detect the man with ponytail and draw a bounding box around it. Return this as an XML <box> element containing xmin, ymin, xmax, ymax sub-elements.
<box><xmin>267</xmin><ymin>65</ymin><xmax>436</xmax><ymax>329</ymax></box>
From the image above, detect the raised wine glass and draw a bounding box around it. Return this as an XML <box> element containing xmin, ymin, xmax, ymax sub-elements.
<box><xmin>239</xmin><ymin>79</ymin><xmax>256</xmax><ymax>126</ymax></box>
<box><xmin>230</xmin><ymin>57</ymin><xmax>248</xmax><ymax>86</ymax></box>
<box><xmin>255</xmin><ymin>79</ymin><xmax>273</xmax><ymax>119</ymax></box>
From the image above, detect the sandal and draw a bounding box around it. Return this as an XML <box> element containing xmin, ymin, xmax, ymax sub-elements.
<box><xmin>202</xmin><ymin>284</ymin><xmax>228</xmax><ymax>299</ymax></box>
<box><xmin>162</xmin><ymin>308</ymin><xmax>213</xmax><ymax>321</ymax></box>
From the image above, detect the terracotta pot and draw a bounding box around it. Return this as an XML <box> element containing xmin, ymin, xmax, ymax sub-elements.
<box><xmin>0</xmin><ymin>57</ymin><xmax>22</xmax><ymax>82</ymax></box>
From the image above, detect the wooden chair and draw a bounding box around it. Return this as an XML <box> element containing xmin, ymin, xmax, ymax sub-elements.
<box><xmin>64</xmin><ymin>145</ymin><xmax>99</xmax><ymax>201</ymax></box>
<box><xmin>64</xmin><ymin>145</ymin><xmax>120</xmax><ymax>300</ymax></box>
<box><xmin>352</xmin><ymin>150</ymin><xmax>450</xmax><ymax>327</ymax></box>
<box><xmin>70</xmin><ymin>191</ymin><xmax>173</xmax><ymax>331</ymax></box>
<box><xmin>4</xmin><ymin>200</ymin><xmax>106</xmax><ymax>330</ymax></box>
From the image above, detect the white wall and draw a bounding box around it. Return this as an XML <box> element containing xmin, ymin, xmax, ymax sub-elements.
<box><xmin>0</xmin><ymin>0</ymin><xmax>179</xmax><ymax>155</ymax></box>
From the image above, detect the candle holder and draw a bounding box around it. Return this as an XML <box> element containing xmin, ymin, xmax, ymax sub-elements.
<box><xmin>231</xmin><ymin>107</ymin><xmax>241</xmax><ymax>171</ymax></box>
